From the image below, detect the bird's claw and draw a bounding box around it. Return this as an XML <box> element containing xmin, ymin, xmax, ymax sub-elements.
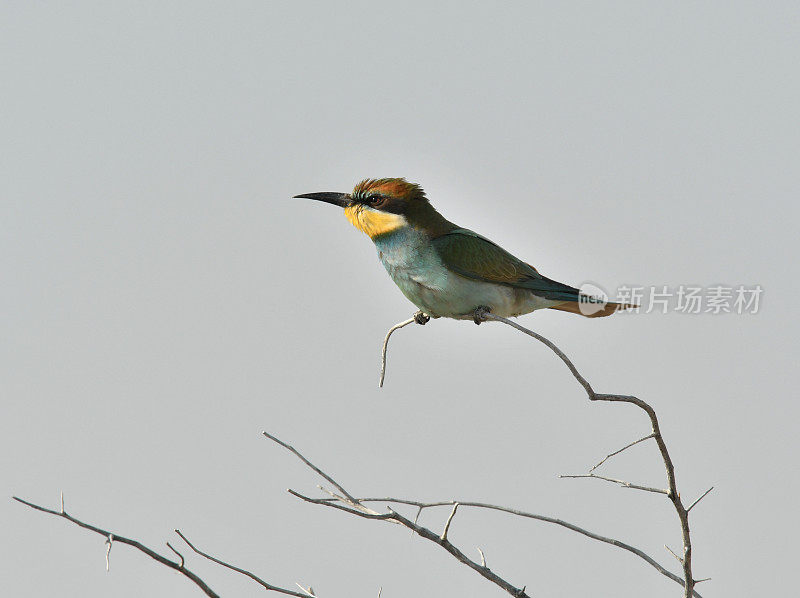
<box><xmin>413</xmin><ymin>311</ymin><xmax>431</xmax><ymax>325</ymax></box>
<box><xmin>473</xmin><ymin>306</ymin><xmax>491</xmax><ymax>325</ymax></box>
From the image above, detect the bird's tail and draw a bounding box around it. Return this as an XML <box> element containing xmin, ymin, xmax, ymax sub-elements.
<box><xmin>523</xmin><ymin>274</ymin><xmax>638</xmax><ymax>318</ymax></box>
<box><xmin>548</xmin><ymin>300</ymin><xmax>637</xmax><ymax>318</ymax></box>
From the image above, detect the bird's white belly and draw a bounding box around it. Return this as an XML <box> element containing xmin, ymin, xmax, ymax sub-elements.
<box><xmin>375</xmin><ymin>232</ymin><xmax>556</xmax><ymax>319</ymax></box>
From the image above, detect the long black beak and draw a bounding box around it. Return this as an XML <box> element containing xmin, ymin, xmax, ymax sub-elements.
<box><xmin>293</xmin><ymin>192</ymin><xmax>351</xmax><ymax>208</ymax></box>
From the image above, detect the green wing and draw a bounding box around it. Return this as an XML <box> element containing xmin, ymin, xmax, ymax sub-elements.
<box><xmin>432</xmin><ymin>228</ymin><xmax>581</xmax><ymax>302</ymax></box>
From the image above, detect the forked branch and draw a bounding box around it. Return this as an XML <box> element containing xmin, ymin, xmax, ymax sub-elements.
<box><xmin>13</xmin><ymin>496</ymin><xmax>318</xmax><ymax>597</ymax></box>
<box><xmin>174</xmin><ymin>529</ymin><xmax>315</xmax><ymax>597</ymax></box>
<box><xmin>12</xmin><ymin>496</ymin><xmax>219</xmax><ymax>598</ymax></box>
<box><xmin>14</xmin><ymin>311</ymin><xmax>708</xmax><ymax>598</ymax></box>
<box><xmin>377</xmin><ymin>310</ymin><xmax>709</xmax><ymax>597</ymax></box>
<box><xmin>264</xmin><ymin>431</ymin><xmax>533</xmax><ymax>598</ymax></box>
<box><xmin>481</xmin><ymin>312</ymin><xmax>704</xmax><ymax>598</ymax></box>
<box><xmin>263</xmin><ymin>431</ymin><xmax>702</xmax><ymax>597</ymax></box>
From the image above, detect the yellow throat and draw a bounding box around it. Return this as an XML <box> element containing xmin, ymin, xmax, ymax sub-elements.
<box><xmin>344</xmin><ymin>204</ymin><xmax>406</xmax><ymax>239</ymax></box>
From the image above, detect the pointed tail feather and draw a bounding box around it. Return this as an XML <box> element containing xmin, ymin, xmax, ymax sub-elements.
<box><xmin>548</xmin><ymin>300</ymin><xmax>637</xmax><ymax>318</ymax></box>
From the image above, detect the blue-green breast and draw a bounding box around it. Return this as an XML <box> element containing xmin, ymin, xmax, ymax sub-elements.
<box><xmin>372</xmin><ymin>227</ymin><xmax>557</xmax><ymax>318</ymax></box>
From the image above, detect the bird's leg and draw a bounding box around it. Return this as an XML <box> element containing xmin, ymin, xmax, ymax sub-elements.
<box><xmin>413</xmin><ymin>310</ymin><xmax>431</xmax><ymax>325</ymax></box>
<box><xmin>473</xmin><ymin>306</ymin><xmax>491</xmax><ymax>325</ymax></box>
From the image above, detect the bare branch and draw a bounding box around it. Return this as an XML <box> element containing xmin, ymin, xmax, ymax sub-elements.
<box><xmin>105</xmin><ymin>534</ymin><xmax>113</xmax><ymax>571</ymax></box>
<box><xmin>267</xmin><ymin>431</ymin><xmax>706</xmax><ymax>597</ymax></box>
<box><xmin>479</xmin><ymin>312</ymin><xmax>706</xmax><ymax>598</ymax></box>
<box><xmin>372</xmin><ymin>311</ymin><xmax>708</xmax><ymax>597</ymax></box>
<box><xmin>264</xmin><ymin>432</ymin><xmax>532</xmax><ymax>598</ymax></box>
<box><xmin>559</xmin><ymin>473</ymin><xmax>668</xmax><ymax>495</ymax></box>
<box><xmin>687</xmin><ymin>487</ymin><xmax>714</xmax><ymax>512</ymax></box>
<box><xmin>665</xmin><ymin>544</ymin><xmax>683</xmax><ymax>564</ymax></box>
<box><xmin>295</xmin><ymin>583</ymin><xmax>316</xmax><ymax>597</ymax></box>
<box><xmin>385</xmin><ymin>506</ymin><xmax>532</xmax><ymax>598</ymax></box>
<box><xmin>262</xmin><ymin>430</ymin><xmax>363</xmax><ymax>510</ymax></box>
<box><xmin>287</xmin><ymin>489</ymin><xmax>394</xmax><ymax>522</ymax></box>
<box><xmin>13</xmin><ymin>496</ymin><xmax>219</xmax><ymax>598</ymax></box>
<box><xmin>379</xmin><ymin>316</ymin><xmax>417</xmax><ymax>387</ymax></box>
<box><xmin>317</xmin><ymin>484</ymin><xmax>376</xmax><ymax>514</ymax></box>
<box><xmin>19</xmin><ymin>309</ymin><xmax>709</xmax><ymax>598</ymax></box>
<box><xmin>480</xmin><ymin>312</ymin><xmax>596</xmax><ymax>396</ymax></box>
<box><xmin>413</xmin><ymin>505</ymin><xmax>423</xmax><ymax>526</ymax></box>
<box><xmin>440</xmin><ymin>502</ymin><xmax>459</xmax><ymax>542</ymax></box>
<box><xmin>335</xmin><ymin>495</ymin><xmax>700</xmax><ymax>595</ymax></box>
<box><xmin>589</xmin><ymin>434</ymin><xmax>656</xmax><ymax>472</ymax></box>
<box><xmin>174</xmin><ymin>529</ymin><xmax>312</xmax><ymax>597</ymax></box>
<box><xmin>166</xmin><ymin>542</ymin><xmax>185</xmax><ymax>569</ymax></box>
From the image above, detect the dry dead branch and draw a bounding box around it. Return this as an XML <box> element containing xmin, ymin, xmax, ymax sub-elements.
<box><xmin>377</xmin><ymin>310</ymin><xmax>710</xmax><ymax>597</ymax></box>
<box><xmin>12</xmin><ymin>496</ymin><xmax>219</xmax><ymax>598</ymax></box>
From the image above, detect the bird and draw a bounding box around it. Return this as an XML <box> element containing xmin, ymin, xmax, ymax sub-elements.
<box><xmin>295</xmin><ymin>178</ymin><xmax>633</xmax><ymax>323</ymax></box>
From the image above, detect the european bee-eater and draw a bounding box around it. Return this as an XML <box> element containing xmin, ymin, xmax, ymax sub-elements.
<box><xmin>295</xmin><ymin>178</ymin><xmax>632</xmax><ymax>322</ymax></box>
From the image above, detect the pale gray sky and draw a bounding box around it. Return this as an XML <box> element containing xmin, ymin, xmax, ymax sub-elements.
<box><xmin>2</xmin><ymin>2</ymin><xmax>798</xmax><ymax>597</ymax></box>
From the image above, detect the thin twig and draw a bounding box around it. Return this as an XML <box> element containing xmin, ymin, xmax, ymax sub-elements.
<box><xmin>262</xmin><ymin>430</ymin><xmax>363</xmax><ymax>509</ymax></box>
<box><xmin>166</xmin><ymin>542</ymin><xmax>185</xmax><ymax>569</ymax></box>
<box><xmin>687</xmin><ymin>487</ymin><xmax>714</xmax><ymax>512</ymax></box>
<box><xmin>440</xmin><ymin>502</ymin><xmax>459</xmax><ymax>541</ymax></box>
<box><xmin>379</xmin><ymin>316</ymin><xmax>416</xmax><ymax>387</ymax></box>
<box><xmin>105</xmin><ymin>534</ymin><xmax>113</xmax><ymax>571</ymax></box>
<box><xmin>666</xmin><ymin>544</ymin><xmax>683</xmax><ymax>564</ymax></box>
<box><xmin>413</xmin><ymin>505</ymin><xmax>423</xmax><ymax>526</ymax></box>
<box><xmin>559</xmin><ymin>473</ymin><xmax>668</xmax><ymax>495</ymax></box>
<box><xmin>287</xmin><ymin>489</ymin><xmax>393</xmax><ymax>521</ymax></box>
<box><xmin>174</xmin><ymin>529</ymin><xmax>312</xmax><ymax>597</ymax></box>
<box><xmin>295</xmin><ymin>583</ymin><xmax>315</xmax><ymax>597</ymax></box>
<box><xmin>317</xmin><ymin>484</ymin><xmax>367</xmax><ymax>512</ymax></box>
<box><xmin>480</xmin><ymin>312</ymin><xmax>595</xmax><ymax>396</ymax></box>
<box><xmin>13</xmin><ymin>496</ymin><xmax>219</xmax><ymax>598</ymax></box>
<box><xmin>590</xmin><ymin>434</ymin><xmax>656</xmax><ymax>472</ymax></box>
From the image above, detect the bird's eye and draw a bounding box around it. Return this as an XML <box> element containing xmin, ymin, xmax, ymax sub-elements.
<box><xmin>368</xmin><ymin>195</ymin><xmax>386</xmax><ymax>207</ymax></box>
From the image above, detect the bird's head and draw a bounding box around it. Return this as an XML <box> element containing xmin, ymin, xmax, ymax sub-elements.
<box><xmin>295</xmin><ymin>178</ymin><xmax>444</xmax><ymax>240</ymax></box>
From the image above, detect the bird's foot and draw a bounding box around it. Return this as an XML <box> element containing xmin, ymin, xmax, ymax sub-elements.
<box><xmin>473</xmin><ymin>306</ymin><xmax>491</xmax><ymax>325</ymax></box>
<box><xmin>413</xmin><ymin>311</ymin><xmax>431</xmax><ymax>325</ymax></box>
